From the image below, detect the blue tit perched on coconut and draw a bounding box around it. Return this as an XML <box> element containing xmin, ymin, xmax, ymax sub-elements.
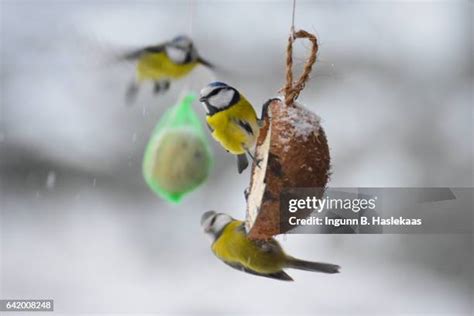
<box><xmin>201</xmin><ymin>211</ymin><xmax>340</xmax><ymax>281</ymax></box>
<box><xmin>199</xmin><ymin>82</ymin><xmax>262</xmax><ymax>173</ymax></box>
<box><xmin>124</xmin><ymin>35</ymin><xmax>212</xmax><ymax>102</ymax></box>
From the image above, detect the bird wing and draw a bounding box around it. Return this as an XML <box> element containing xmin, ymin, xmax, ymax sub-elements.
<box><xmin>254</xmin><ymin>238</ymin><xmax>284</xmax><ymax>254</ymax></box>
<box><xmin>223</xmin><ymin>261</ymin><xmax>293</xmax><ymax>281</ymax></box>
<box><xmin>122</xmin><ymin>44</ymin><xmax>167</xmax><ymax>60</ymax></box>
<box><xmin>197</xmin><ymin>56</ymin><xmax>214</xmax><ymax>68</ymax></box>
<box><xmin>233</xmin><ymin>118</ymin><xmax>255</xmax><ymax>136</ymax></box>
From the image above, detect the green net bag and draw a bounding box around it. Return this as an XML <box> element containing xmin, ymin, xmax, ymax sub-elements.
<box><xmin>142</xmin><ymin>92</ymin><xmax>213</xmax><ymax>203</ymax></box>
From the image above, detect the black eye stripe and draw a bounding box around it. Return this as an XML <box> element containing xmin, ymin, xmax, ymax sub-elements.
<box><xmin>210</xmin><ymin>216</ymin><xmax>217</xmax><ymax>226</ymax></box>
<box><xmin>205</xmin><ymin>88</ymin><xmax>222</xmax><ymax>99</ymax></box>
<box><xmin>204</xmin><ymin>88</ymin><xmax>240</xmax><ymax>103</ymax></box>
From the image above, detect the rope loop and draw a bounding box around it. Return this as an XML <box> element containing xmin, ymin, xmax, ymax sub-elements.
<box><xmin>283</xmin><ymin>30</ymin><xmax>318</xmax><ymax>107</ymax></box>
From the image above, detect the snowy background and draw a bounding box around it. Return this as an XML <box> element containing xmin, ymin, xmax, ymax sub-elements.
<box><xmin>1</xmin><ymin>0</ymin><xmax>472</xmax><ymax>315</ymax></box>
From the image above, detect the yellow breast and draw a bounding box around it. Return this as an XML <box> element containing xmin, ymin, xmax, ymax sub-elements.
<box><xmin>136</xmin><ymin>52</ymin><xmax>197</xmax><ymax>81</ymax></box>
<box><xmin>206</xmin><ymin>98</ymin><xmax>260</xmax><ymax>155</ymax></box>
<box><xmin>211</xmin><ymin>221</ymin><xmax>286</xmax><ymax>274</ymax></box>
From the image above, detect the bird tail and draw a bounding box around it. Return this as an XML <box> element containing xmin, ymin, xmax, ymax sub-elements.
<box><xmin>121</xmin><ymin>49</ymin><xmax>143</xmax><ymax>61</ymax></box>
<box><xmin>237</xmin><ymin>154</ymin><xmax>249</xmax><ymax>174</ymax></box>
<box><xmin>197</xmin><ymin>56</ymin><xmax>214</xmax><ymax>69</ymax></box>
<box><xmin>286</xmin><ymin>257</ymin><xmax>340</xmax><ymax>274</ymax></box>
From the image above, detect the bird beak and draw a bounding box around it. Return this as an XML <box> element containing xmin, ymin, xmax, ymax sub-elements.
<box><xmin>199</xmin><ymin>96</ymin><xmax>206</xmax><ymax>102</ymax></box>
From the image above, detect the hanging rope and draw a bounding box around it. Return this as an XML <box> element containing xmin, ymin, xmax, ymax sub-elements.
<box><xmin>282</xmin><ymin>0</ymin><xmax>318</xmax><ymax>107</ymax></box>
<box><xmin>290</xmin><ymin>0</ymin><xmax>296</xmax><ymax>37</ymax></box>
<box><xmin>188</xmin><ymin>0</ymin><xmax>195</xmax><ymax>37</ymax></box>
<box><xmin>283</xmin><ymin>30</ymin><xmax>319</xmax><ymax>107</ymax></box>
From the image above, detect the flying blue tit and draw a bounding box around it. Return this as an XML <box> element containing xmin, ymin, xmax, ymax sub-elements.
<box><xmin>199</xmin><ymin>82</ymin><xmax>263</xmax><ymax>173</ymax></box>
<box><xmin>123</xmin><ymin>35</ymin><xmax>212</xmax><ymax>103</ymax></box>
<box><xmin>201</xmin><ymin>211</ymin><xmax>340</xmax><ymax>281</ymax></box>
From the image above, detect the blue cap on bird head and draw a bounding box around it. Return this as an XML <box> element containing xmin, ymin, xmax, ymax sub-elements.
<box><xmin>171</xmin><ymin>35</ymin><xmax>193</xmax><ymax>47</ymax></box>
<box><xmin>208</xmin><ymin>81</ymin><xmax>228</xmax><ymax>88</ymax></box>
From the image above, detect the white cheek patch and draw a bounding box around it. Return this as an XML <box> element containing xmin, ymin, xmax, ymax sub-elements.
<box><xmin>166</xmin><ymin>46</ymin><xmax>187</xmax><ymax>63</ymax></box>
<box><xmin>208</xmin><ymin>89</ymin><xmax>235</xmax><ymax>109</ymax></box>
<box><xmin>212</xmin><ymin>214</ymin><xmax>233</xmax><ymax>233</ymax></box>
<box><xmin>201</xmin><ymin>217</ymin><xmax>212</xmax><ymax>232</ymax></box>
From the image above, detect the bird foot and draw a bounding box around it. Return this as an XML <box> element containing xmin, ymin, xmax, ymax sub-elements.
<box><xmin>153</xmin><ymin>80</ymin><xmax>171</xmax><ymax>94</ymax></box>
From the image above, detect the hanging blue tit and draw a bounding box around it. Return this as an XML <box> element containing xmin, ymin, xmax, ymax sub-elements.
<box><xmin>199</xmin><ymin>82</ymin><xmax>266</xmax><ymax>174</ymax></box>
<box><xmin>142</xmin><ymin>92</ymin><xmax>213</xmax><ymax>203</ymax></box>
<box><xmin>123</xmin><ymin>35</ymin><xmax>213</xmax><ymax>104</ymax></box>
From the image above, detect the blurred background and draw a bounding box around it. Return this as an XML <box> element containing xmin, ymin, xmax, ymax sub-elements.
<box><xmin>0</xmin><ymin>0</ymin><xmax>472</xmax><ymax>315</ymax></box>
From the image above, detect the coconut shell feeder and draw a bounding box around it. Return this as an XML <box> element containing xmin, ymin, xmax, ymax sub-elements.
<box><xmin>245</xmin><ymin>30</ymin><xmax>331</xmax><ymax>240</ymax></box>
